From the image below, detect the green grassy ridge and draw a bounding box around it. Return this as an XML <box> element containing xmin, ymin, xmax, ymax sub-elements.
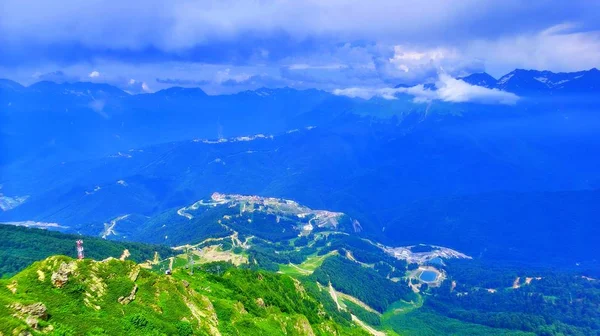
<box><xmin>0</xmin><ymin>256</ymin><xmax>369</xmax><ymax>336</ymax></box>
<box><xmin>0</xmin><ymin>224</ymin><xmax>174</xmax><ymax>278</ymax></box>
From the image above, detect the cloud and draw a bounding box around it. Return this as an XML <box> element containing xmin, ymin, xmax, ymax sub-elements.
<box><xmin>374</xmin><ymin>45</ymin><xmax>485</xmax><ymax>84</ymax></box>
<box><xmin>156</xmin><ymin>78</ymin><xmax>210</xmax><ymax>86</ymax></box>
<box><xmin>88</xmin><ymin>99</ymin><xmax>109</xmax><ymax>118</ymax></box>
<box><xmin>280</xmin><ymin>64</ymin><xmax>380</xmax><ymax>86</ymax></box>
<box><xmin>464</xmin><ymin>23</ymin><xmax>600</xmax><ymax>75</ymax></box>
<box><xmin>1</xmin><ymin>2</ymin><xmax>599</xmax><ymax>92</ymax></box>
<box><xmin>332</xmin><ymin>87</ymin><xmax>402</xmax><ymax>100</ymax></box>
<box><xmin>32</xmin><ymin>70</ymin><xmax>78</xmax><ymax>83</ymax></box>
<box><xmin>288</xmin><ymin>64</ymin><xmax>348</xmax><ymax>70</ymax></box>
<box><xmin>432</xmin><ymin>74</ymin><xmax>519</xmax><ymax>104</ymax></box>
<box><xmin>88</xmin><ymin>70</ymin><xmax>100</xmax><ymax>78</ymax></box>
<box><xmin>214</xmin><ymin>68</ymin><xmax>252</xmax><ymax>84</ymax></box>
<box><xmin>1</xmin><ymin>1</ymin><xmax>598</xmax><ymax>65</ymax></box>
<box><xmin>125</xmin><ymin>79</ymin><xmax>151</xmax><ymax>94</ymax></box>
<box><xmin>333</xmin><ymin>74</ymin><xmax>519</xmax><ymax>105</ymax></box>
<box><xmin>220</xmin><ymin>74</ymin><xmax>265</xmax><ymax>87</ymax></box>
<box><xmin>156</xmin><ymin>69</ymin><xmax>288</xmax><ymax>90</ymax></box>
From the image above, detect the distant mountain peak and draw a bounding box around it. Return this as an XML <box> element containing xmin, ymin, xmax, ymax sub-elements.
<box><xmin>0</xmin><ymin>78</ymin><xmax>25</xmax><ymax>91</ymax></box>
<box><xmin>391</xmin><ymin>68</ymin><xmax>600</xmax><ymax>96</ymax></box>
<box><xmin>154</xmin><ymin>86</ymin><xmax>207</xmax><ymax>97</ymax></box>
<box><xmin>490</xmin><ymin>68</ymin><xmax>600</xmax><ymax>94</ymax></box>
<box><xmin>458</xmin><ymin>72</ymin><xmax>497</xmax><ymax>88</ymax></box>
<box><xmin>26</xmin><ymin>80</ymin><xmax>128</xmax><ymax>98</ymax></box>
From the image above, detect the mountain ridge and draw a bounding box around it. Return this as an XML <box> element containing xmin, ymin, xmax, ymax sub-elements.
<box><xmin>0</xmin><ymin>255</ymin><xmax>366</xmax><ymax>335</ymax></box>
<box><xmin>459</xmin><ymin>68</ymin><xmax>600</xmax><ymax>95</ymax></box>
<box><xmin>2</xmin><ymin>68</ymin><xmax>599</xmax><ymax>97</ymax></box>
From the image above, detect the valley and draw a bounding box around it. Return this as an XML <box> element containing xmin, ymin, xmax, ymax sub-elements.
<box><xmin>1</xmin><ymin>68</ymin><xmax>600</xmax><ymax>335</ymax></box>
<box><xmin>1</xmin><ymin>175</ymin><xmax>598</xmax><ymax>334</ymax></box>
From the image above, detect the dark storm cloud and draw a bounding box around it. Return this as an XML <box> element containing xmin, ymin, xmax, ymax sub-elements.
<box><xmin>1</xmin><ymin>1</ymin><xmax>599</xmax><ymax>92</ymax></box>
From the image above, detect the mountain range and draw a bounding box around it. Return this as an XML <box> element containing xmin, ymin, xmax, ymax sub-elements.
<box><xmin>2</xmin><ymin>68</ymin><xmax>600</xmax><ymax>335</ymax></box>
<box><xmin>2</xmin><ymin>68</ymin><xmax>600</xmax><ymax>269</ymax></box>
<box><xmin>2</xmin><ymin>68</ymin><xmax>599</xmax><ymax>168</ymax></box>
<box><xmin>460</xmin><ymin>68</ymin><xmax>600</xmax><ymax>95</ymax></box>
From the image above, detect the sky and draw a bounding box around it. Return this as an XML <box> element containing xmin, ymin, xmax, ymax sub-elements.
<box><xmin>1</xmin><ymin>0</ymin><xmax>600</xmax><ymax>94</ymax></box>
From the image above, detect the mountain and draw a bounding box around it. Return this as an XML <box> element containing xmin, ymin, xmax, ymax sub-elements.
<box><xmin>153</xmin><ymin>86</ymin><xmax>208</xmax><ymax>98</ymax></box>
<box><xmin>0</xmin><ymin>256</ymin><xmax>366</xmax><ymax>336</ymax></box>
<box><xmin>2</xmin><ymin>103</ymin><xmax>600</xmax><ymax>267</ymax></box>
<box><xmin>0</xmin><ymin>81</ymin><xmax>351</xmax><ymax>168</ymax></box>
<box><xmin>2</xmin><ymin>68</ymin><xmax>600</xmax><ymax>168</ymax></box>
<box><xmin>0</xmin><ymin>79</ymin><xmax>25</xmax><ymax>92</ymax></box>
<box><xmin>26</xmin><ymin>81</ymin><xmax>129</xmax><ymax>98</ymax></box>
<box><xmin>381</xmin><ymin>189</ymin><xmax>600</xmax><ymax>268</ymax></box>
<box><xmin>452</xmin><ymin>68</ymin><xmax>600</xmax><ymax>96</ymax></box>
<box><xmin>2</xmin><ymin>220</ymin><xmax>598</xmax><ymax>335</ymax></box>
<box><xmin>1</xmin><ymin>181</ymin><xmax>598</xmax><ymax>335</ymax></box>
<box><xmin>458</xmin><ymin>72</ymin><xmax>497</xmax><ymax>88</ymax></box>
<box><xmin>3</xmin><ymin>69</ymin><xmax>600</xmax><ymax>268</ymax></box>
<box><xmin>91</xmin><ymin>192</ymin><xmax>360</xmax><ymax>246</ymax></box>
<box><xmin>489</xmin><ymin>68</ymin><xmax>600</xmax><ymax>95</ymax></box>
<box><xmin>398</xmin><ymin>68</ymin><xmax>600</xmax><ymax>97</ymax></box>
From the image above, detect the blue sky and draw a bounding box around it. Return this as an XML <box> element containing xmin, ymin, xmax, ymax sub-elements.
<box><xmin>1</xmin><ymin>0</ymin><xmax>600</xmax><ymax>94</ymax></box>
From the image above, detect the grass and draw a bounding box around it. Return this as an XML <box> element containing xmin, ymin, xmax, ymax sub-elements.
<box><xmin>0</xmin><ymin>255</ymin><xmax>369</xmax><ymax>336</ymax></box>
<box><xmin>382</xmin><ymin>309</ymin><xmax>535</xmax><ymax>336</ymax></box>
<box><xmin>381</xmin><ymin>294</ymin><xmax>424</xmax><ymax>319</ymax></box>
<box><xmin>278</xmin><ymin>250</ymin><xmax>338</xmax><ymax>276</ymax></box>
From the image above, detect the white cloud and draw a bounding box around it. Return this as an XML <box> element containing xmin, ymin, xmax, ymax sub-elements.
<box><xmin>288</xmin><ymin>64</ymin><xmax>348</xmax><ymax>70</ymax></box>
<box><xmin>332</xmin><ymin>87</ymin><xmax>402</xmax><ymax>100</ymax></box>
<box><xmin>375</xmin><ymin>45</ymin><xmax>484</xmax><ymax>84</ymax></box>
<box><xmin>214</xmin><ymin>68</ymin><xmax>252</xmax><ymax>84</ymax></box>
<box><xmin>466</xmin><ymin>23</ymin><xmax>600</xmax><ymax>75</ymax></box>
<box><xmin>434</xmin><ymin>74</ymin><xmax>519</xmax><ymax>104</ymax></box>
<box><xmin>126</xmin><ymin>78</ymin><xmax>151</xmax><ymax>93</ymax></box>
<box><xmin>88</xmin><ymin>99</ymin><xmax>108</xmax><ymax>118</ymax></box>
<box><xmin>1</xmin><ymin>1</ymin><xmax>599</xmax><ymax>93</ymax></box>
<box><xmin>3</xmin><ymin>1</ymin><xmax>595</xmax><ymax>52</ymax></box>
<box><xmin>333</xmin><ymin>74</ymin><xmax>519</xmax><ymax>105</ymax></box>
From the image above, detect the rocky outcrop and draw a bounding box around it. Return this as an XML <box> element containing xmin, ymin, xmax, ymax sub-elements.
<box><xmin>7</xmin><ymin>281</ymin><xmax>17</xmax><ymax>294</ymax></box>
<box><xmin>83</xmin><ymin>262</ymin><xmax>107</xmax><ymax>310</ymax></box>
<box><xmin>292</xmin><ymin>278</ymin><xmax>307</xmax><ymax>298</ymax></box>
<box><xmin>10</xmin><ymin>302</ymin><xmax>48</xmax><ymax>330</ymax></box>
<box><xmin>128</xmin><ymin>266</ymin><xmax>140</xmax><ymax>282</ymax></box>
<box><xmin>120</xmin><ymin>249</ymin><xmax>131</xmax><ymax>261</ymax></box>
<box><xmin>293</xmin><ymin>316</ymin><xmax>315</xmax><ymax>336</ymax></box>
<box><xmin>50</xmin><ymin>261</ymin><xmax>77</xmax><ymax>288</ymax></box>
<box><xmin>118</xmin><ymin>285</ymin><xmax>138</xmax><ymax>305</ymax></box>
<box><xmin>183</xmin><ymin>293</ymin><xmax>221</xmax><ymax>336</ymax></box>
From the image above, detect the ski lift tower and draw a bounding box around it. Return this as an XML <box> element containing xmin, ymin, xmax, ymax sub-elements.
<box><xmin>76</xmin><ymin>240</ymin><xmax>85</xmax><ymax>259</ymax></box>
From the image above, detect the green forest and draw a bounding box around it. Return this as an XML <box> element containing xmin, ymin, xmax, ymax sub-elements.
<box><xmin>2</xmin><ymin>223</ymin><xmax>600</xmax><ymax>335</ymax></box>
<box><xmin>312</xmin><ymin>255</ymin><xmax>416</xmax><ymax>312</ymax></box>
<box><xmin>422</xmin><ymin>260</ymin><xmax>600</xmax><ymax>336</ymax></box>
<box><xmin>0</xmin><ymin>224</ymin><xmax>173</xmax><ymax>277</ymax></box>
